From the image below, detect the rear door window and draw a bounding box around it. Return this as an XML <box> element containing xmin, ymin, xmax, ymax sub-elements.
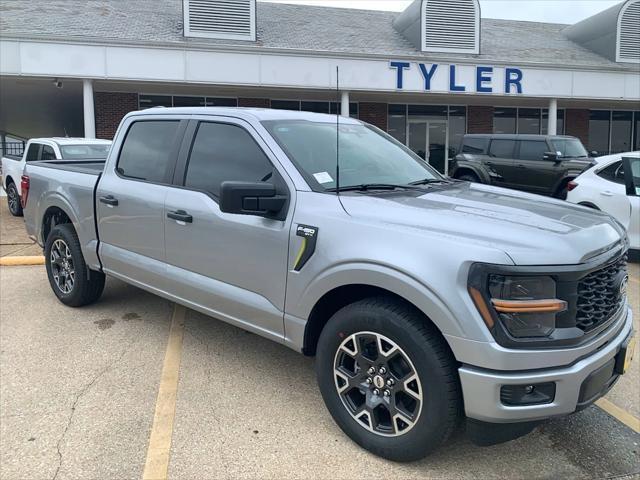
<box><xmin>41</xmin><ymin>145</ymin><xmax>56</xmax><ymax>160</ymax></box>
<box><xmin>117</xmin><ymin>121</ymin><xmax>181</xmax><ymax>183</ymax></box>
<box><xmin>488</xmin><ymin>139</ymin><xmax>516</xmax><ymax>158</ymax></box>
<box><xmin>597</xmin><ymin>161</ymin><xmax>625</xmax><ymax>185</ymax></box>
<box><xmin>518</xmin><ymin>141</ymin><xmax>548</xmax><ymax>161</ymax></box>
<box><xmin>184</xmin><ymin>122</ymin><xmax>275</xmax><ymax>198</ymax></box>
<box><xmin>25</xmin><ymin>143</ymin><xmax>40</xmax><ymax>161</ymax></box>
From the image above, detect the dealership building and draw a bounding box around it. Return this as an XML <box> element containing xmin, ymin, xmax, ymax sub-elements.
<box><xmin>1</xmin><ymin>0</ymin><xmax>639</xmax><ymax>174</ymax></box>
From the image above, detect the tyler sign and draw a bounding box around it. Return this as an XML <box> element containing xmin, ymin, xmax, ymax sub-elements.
<box><xmin>389</xmin><ymin>61</ymin><xmax>524</xmax><ymax>95</ymax></box>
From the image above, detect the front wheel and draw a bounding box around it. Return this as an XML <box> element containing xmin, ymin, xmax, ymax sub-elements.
<box><xmin>458</xmin><ymin>173</ymin><xmax>479</xmax><ymax>183</ymax></box>
<box><xmin>45</xmin><ymin>224</ymin><xmax>105</xmax><ymax>307</ymax></box>
<box><xmin>316</xmin><ymin>297</ymin><xmax>461</xmax><ymax>462</ymax></box>
<box><xmin>6</xmin><ymin>182</ymin><xmax>23</xmax><ymax>216</ymax></box>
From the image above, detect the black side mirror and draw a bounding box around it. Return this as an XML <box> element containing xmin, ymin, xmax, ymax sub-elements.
<box><xmin>543</xmin><ymin>151</ymin><xmax>559</xmax><ymax>161</ymax></box>
<box><xmin>219</xmin><ymin>181</ymin><xmax>287</xmax><ymax>220</ymax></box>
<box><xmin>590</xmin><ymin>151</ymin><xmax>599</xmax><ymax>158</ymax></box>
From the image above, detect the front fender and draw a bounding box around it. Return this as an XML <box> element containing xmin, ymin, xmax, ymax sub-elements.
<box><xmin>294</xmin><ymin>262</ymin><xmax>478</xmax><ymax>341</ymax></box>
<box><xmin>451</xmin><ymin>161</ymin><xmax>491</xmax><ymax>183</ymax></box>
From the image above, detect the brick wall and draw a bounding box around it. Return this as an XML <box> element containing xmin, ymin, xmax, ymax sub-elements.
<box><xmin>238</xmin><ymin>98</ymin><xmax>271</xmax><ymax>108</ymax></box>
<box><xmin>95</xmin><ymin>92</ymin><xmax>138</xmax><ymax>140</ymax></box>
<box><xmin>565</xmin><ymin>109</ymin><xmax>590</xmax><ymax>147</ymax></box>
<box><xmin>358</xmin><ymin>102</ymin><xmax>387</xmax><ymax>130</ymax></box>
<box><xmin>467</xmin><ymin>106</ymin><xmax>494</xmax><ymax>134</ymax></box>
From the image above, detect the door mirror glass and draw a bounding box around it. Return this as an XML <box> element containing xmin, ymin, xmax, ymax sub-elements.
<box><xmin>622</xmin><ymin>156</ymin><xmax>640</xmax><ymax>197</ymax></box>
<box><xmin>219</xmin><ymin>181</ymin><xmax>287</xmax><ymax>219</ymax></box>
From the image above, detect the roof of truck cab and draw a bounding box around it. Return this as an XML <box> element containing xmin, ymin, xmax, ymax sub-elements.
<box><xmin>130</xmin><ymin>107</ymin><xmax>363</xmax><ymax>124</ymax></box>
<box><xmin>30</xmin><ymin>137</ymin><xmax>112</xmax><ymax>145</ymax></box>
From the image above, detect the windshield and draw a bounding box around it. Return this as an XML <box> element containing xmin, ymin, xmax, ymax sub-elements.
<box><xmin>550</xmin><ymin>138</ymin><xmax>588</xmax><ymax>158</ymax></box>
<box><xmin>60</xmin><ymin>144</ymin><xmax>111</xmax><ymax>160</ymax></box>
<box><xmin>262</xmin><ymin>120</ymin><xmax>443</xmax><ymax>191</ymax></box>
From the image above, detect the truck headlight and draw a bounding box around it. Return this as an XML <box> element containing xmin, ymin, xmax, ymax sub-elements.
<box><xmin>469</xmin><ymin>273</ymin><xmax>567</xmax><ymax>339</ymax></box>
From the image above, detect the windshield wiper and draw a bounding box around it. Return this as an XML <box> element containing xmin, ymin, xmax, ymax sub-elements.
<box><xmin>408</xmin><ymin>178</ymin><xmax>452</xmax><ymax>186</ymax></box>
<box><xmin>327</xmin><ymin>183</ymin><xmax>427</xmax><ymax>193</ymax></box>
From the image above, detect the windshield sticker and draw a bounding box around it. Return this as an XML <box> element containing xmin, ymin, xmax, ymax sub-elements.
<box><xmin>313</xmin><ymin>172</ymin><xmax>334</xmax><ymax>184</ymax></box>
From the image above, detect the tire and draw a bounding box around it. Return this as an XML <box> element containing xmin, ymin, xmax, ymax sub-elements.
<box><xmin>458</xmin><ymin>173</ymin><xmax>479</xmax><ymax>183</ymax></box>
<box><xmin>316</xmin><ymin>297</ymin><xmax>461</xmax><ymax>462</ymax></box>
<box><xmin>44</xmin><ymin>224</ymin><xmax>105</xmax><ymax>307</ymax></box>
<box><xmin>6</xmin><ymin>181</ymin><xmax>23</xmax><ymax>217</ymax></box>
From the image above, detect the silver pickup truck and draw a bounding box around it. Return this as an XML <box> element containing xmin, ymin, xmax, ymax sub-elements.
<box><xmin>23</xmin><ymin>108</ymin><xmax>635</xmax><ymax>461</ymax></box>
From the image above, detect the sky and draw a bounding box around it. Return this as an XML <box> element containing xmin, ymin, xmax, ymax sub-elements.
<box><xmin>262</xmin><ymin>0</ymin><xmax>622</xmax><ymax>24</ymax></box>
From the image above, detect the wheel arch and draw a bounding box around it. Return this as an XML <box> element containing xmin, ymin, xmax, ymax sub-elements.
<box><xmin>41</xmin><ymin>202</ymin><xmax>76</xmax><ymax>244</ymax></box>
<box><xmin>451</xmin><ymin>164</ymin><xmax>486</xmax><ymax>182</ymax></box>
<box><xmin>299</xmin><ymin>269</ymin><xmax>464</xmax><ymax>358</ymax></box>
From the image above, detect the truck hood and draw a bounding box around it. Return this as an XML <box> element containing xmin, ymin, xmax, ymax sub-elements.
<box><xmin>339</xmin><ymin>182</ymin><xmax>625</xmax><ymax>265</ymax></box>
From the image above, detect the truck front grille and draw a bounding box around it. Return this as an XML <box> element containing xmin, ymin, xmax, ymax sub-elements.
<box><xmin>575</xmin><ymin>253</ymin><xmax>628</xmax><ymax>332</ymax></box>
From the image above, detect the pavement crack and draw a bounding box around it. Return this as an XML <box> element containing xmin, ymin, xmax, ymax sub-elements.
<box><xmin>51</xmin><ymin>340</ymin><xmax>136</xmax><ymax>480</ymax></box>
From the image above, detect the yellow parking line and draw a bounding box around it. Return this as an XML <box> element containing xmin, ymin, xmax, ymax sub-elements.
<box><xmin>0</xmin><ymin>255</ymin><xmax>45</xmax><ymax>266</ymax></box>
<box><xmin>142</xmin><ymin>304</ymin><xmax>186</xmax><ymax>480</ymax></box>
<box><xmin>595</xmin><ymin>398</ymin><xmax>640</xmax><ymax>433</ymax></box>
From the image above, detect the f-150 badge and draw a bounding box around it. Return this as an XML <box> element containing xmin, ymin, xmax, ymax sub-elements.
<box><xmin>294</xmin><ymin>225</ymin><xmax>318</xmax><ymax>271</ymax></box>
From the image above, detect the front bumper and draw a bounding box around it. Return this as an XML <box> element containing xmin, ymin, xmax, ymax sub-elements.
<box><xmin>459</xmin><ymin>306</ymin><xmax>633</xmax><ymax>423</ymax></box>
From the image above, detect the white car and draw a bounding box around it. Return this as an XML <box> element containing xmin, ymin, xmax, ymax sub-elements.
<box><xmin>567</xmin><ymin>151</ymin><xmax>640</xmax><ymax>249</ymax></box>
<box><xmin>2</xmin><ymin>137</ymin><xmax>111</xmax><ymax>216</ymax></box>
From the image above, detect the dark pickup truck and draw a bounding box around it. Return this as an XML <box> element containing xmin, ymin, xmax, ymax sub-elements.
<box><xmin>450</xmin><ymin>134</ymin><xmax>595</xmax><ymax>198</ymax></box>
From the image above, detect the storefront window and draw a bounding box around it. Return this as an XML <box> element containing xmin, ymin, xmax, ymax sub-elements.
<box><xmin>449</xmin><ymin>106</ymin><xmax>467</xmax><ymax>154</ymax></box>
<box><xmin>589</xmin><ymin>110</ymin><xmax>611</xmax><ymax>155</ymax></box>
<box><xmin>408</xmin><ymin>105</ymin><xmax>447</xmax><ymax>119</ymax></box>
<box><xmin>635</xmin><ymin>112</ymin><xmax>640</xmax><ymax>151</ymax></box>
<box><xmin>271</xmin><ymin>100</ymin><xmax>300</xmax><ymax>110</ymax></box>
<box><xmin>517</xmin><ymin>108</ymin><xmax>541</xmax><ymax>134</ymax></box>
<box><xmin>493</xmin><ymin>108</ymin><xmax>517</xmax><ymax>134</ymax></box>
<box><xmin>206</xmin><ymin>97</ymin><xmax>238</xmax><ymax>107</ymax></box>
<box><xmin>139</xmin><ymin>94</ymin><xmax>172</xmax><ymax>109</ymax></box>
<box><xmin>541</xmin><ymin>109</ymin><xmax>565</xmax><ymax>135</ymax></box>
<box><xmin>388</xmin><ymin>104</ymin><xmax>407</xmax><ymax>144</ymax></box>
<box><xmin>301</xmin><ymin>101</ymin><xmax>330</xmax><ymax>114</ymax></box>
<box><xmin>611</xmin><ymin>111</ymin><xmax>633</xmax><ymax>154</ymax></box>
<box><xmin>329</xmin><ymin>102</ymin><xmax>359</xmax><ymax>117</ymax></box>
<box><xmin>173</xmin><ymin>96</ymin><xmax>205</xmax><ymax>107</ymax></box>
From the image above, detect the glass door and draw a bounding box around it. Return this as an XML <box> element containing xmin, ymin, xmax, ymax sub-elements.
<box><xmin>407</xmin><ymin>120</ymin><xmax>449</xmax><ymax>175</ymax></box>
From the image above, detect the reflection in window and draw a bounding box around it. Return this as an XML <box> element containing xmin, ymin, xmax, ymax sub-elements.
<box><xmin>635</xmin><ymin>112</ymin><xmax>640</xmax><ymax>151</ymax></box>
<box><xmin>271</xmin><ymin>100</ymin><xmax>301</xmax><ymax>111</ymax></box>
<box><xmin>388</xmin><ymin>104</ymin><xmax>407</xmax><ymax>144</ymax></box>
<box><xmin>589</xmin><ymin>111</ymin><xmax>611</xmax><ymax>155</ymax></box>
<box><xmin>449</xmin><ymin>107</ymin><xmax>467</xmax><ymax>155</ymax></box>
<box><xmin>493</xmin><ymin>108</ymin><xmax>517</xmax><ymax>134</ymax></box>
<box><xmin>541</xmin><ymin>109</ymin><xmax>565</xmax><ymax>135</ymax></box>
<box><xmin>138</xmin><ymin>95</ymin><xmax>172</xmax><ymax>109</ymax></box>
<box><xmin>611</xmin><ymin>111</ymin><xmax>633</xmax><ymax>154</ymax></box>
<box><xmin>517</xmin><ymin>108</ymin><xmax>541</xmax><ymax>134</ymax></box>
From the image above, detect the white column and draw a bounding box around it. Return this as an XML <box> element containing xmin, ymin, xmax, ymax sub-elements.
<box><xmin>83</xmin><ymin>79</ymin><xmax>96</xmax><ymax>138</ymax></box>
<box><xmin>340</xmin><ymin>91</ymin><xmax>350</xmax><ymax>118</ymax></box>
<box><xmin>547</xmin><ymin>98</ymin><xmax>558</xmax><ymax>136</ymax></box>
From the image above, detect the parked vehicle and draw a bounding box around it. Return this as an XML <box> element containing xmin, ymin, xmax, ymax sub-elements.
<box><xmin>1</xmin><ymin>137</ymin><xmax>111</xmax><ymax>216</ymax></box>
<box><xmin>450</xmin><ymin>134</ymin><xmax>594</xmax><ymax>198</ymax></box>
<box><xmin>567</xmin><ymin>152</ymin><xmax>640</xmax><ymax>250</ymax></box>
<box><xmin>23</xmin><ymin>108</ymin><xmax>634</xmax><ymax>461</ymax></box>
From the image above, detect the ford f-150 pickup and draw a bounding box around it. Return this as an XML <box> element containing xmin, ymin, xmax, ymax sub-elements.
<box><xmin>22</xmin><ymin>108</ymin><xmax>635</xmax><ymax>461</ymax></box>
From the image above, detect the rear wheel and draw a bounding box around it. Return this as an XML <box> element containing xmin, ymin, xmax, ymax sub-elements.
<box><xmin>6</xmin><ymin>182</ymin><xmax>23</xmax><ymax>216</ymax></box>
<box><xmin>316</xmin><ymin>297</ymin><xmax>460</xmax><ymax>462</ymax></box>
<box><xmin>45</xmin><ymin>224</ymin><xmax>105</xmax><ymax>307</ymax></box>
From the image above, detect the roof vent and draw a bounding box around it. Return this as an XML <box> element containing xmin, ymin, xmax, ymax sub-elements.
<box><xmin>183</xmin><ymin>0</ymin><xmax>256</xmax><ymax>41</ymax></box>
<box><xmin>617</xmin><ymin>0</ymin><xmax>640</xmax><ymax>63</ymax></box>
<box><xmin>394</xmin><ymin>0</ymin><xmax>480</xmax><ymax>54</ymax></box>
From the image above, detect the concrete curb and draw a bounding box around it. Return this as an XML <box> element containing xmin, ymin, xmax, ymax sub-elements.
<box><xmin>0</xmin><ymin>256</ymin><xmax>45</xmax><ymax>266</ymax></box>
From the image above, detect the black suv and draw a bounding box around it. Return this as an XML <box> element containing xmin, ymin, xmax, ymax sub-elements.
<box><xmin>450</xmin><ymin>134</ymin><xmax>595</xmax><ymax>198</ymax></box>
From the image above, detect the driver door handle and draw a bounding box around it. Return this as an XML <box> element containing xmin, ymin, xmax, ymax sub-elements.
<box><xmin>601</xmin><ymin>191</ymin><xmax>614</xmax><ymax>197</ymax></box>
<box><xmin>99</xmin><ymin>195</ymin><xmax>118</xmax><ymax>206</ymax></box>
<box><xmin>167</xmin><ymin>210</ymin><xmax>193</xmax><ymax>223</ymax></box>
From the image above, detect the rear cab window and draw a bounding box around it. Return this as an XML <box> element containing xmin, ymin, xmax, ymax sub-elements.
<box><xmin>41</xmin><ymin>145</ymin><xmax>56</xmax><ymax>160</ymax></box>
<box><xmin>117</xmin><ymin>121</ymin><xmax>181</xmax><ymax>183</ymax></box>
<box><xmin>25</xmin><ymin>143</ymin><xmax>40</xmax><ymax>161</ymax></box>
<box><xmin>488</xmin><ymin>139</ymin><xmax>516</xmax><ymax>158</ymax></box>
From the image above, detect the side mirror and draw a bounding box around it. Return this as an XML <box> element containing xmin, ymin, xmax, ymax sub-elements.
<box><xmin>590</xmin><ymin>151</ymin><xmax>599</xmax><ymax>158</ymax></box>
<box><xmin>219</xmin><ymin>181</ymin><xmax>287</xmax><ymax>220</ymax></box>
<box><xmin>543</xmin><ymin>152</ymin><xmax>559</xmax><ymax>161</ymax></box>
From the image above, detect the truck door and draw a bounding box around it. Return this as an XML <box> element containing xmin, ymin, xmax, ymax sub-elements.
<box><xmin>96</xmin><ymin>119</ymin><xmax>186</xmax><ymax>290</ymax></box>
<box><xmin>163</xmin><ymin>118</ymin><xmax>293</xmax><ymax>338</ymax></box>
<box><xmin>512</xmin><ymin>140</ymin><xmax>559</xmax><ymax>193</ymax></box>
<box><xmin>486</xmin><ymin>139</ymin><xmax>518</xmax><ymax>186</ymax></box>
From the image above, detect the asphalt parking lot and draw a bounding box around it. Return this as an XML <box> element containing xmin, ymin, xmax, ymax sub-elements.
<box><xmin>1</xmin><ymin>202</ymin><xmax>639</xmax><ymax>479</ymax></box>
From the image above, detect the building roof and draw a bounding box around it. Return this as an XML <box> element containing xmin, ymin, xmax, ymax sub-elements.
<box><xmin>0</xmin><ymin>0</ymin><xmax>637</xmax><ymax>71</ymax></box>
